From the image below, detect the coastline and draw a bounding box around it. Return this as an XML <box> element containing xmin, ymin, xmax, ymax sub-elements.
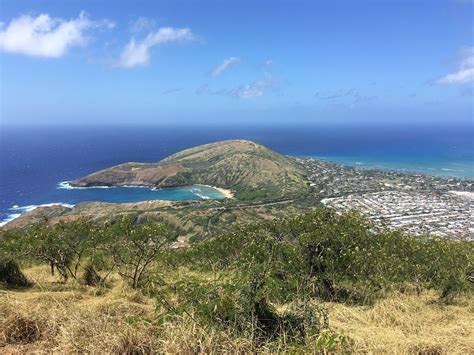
<box><xmin>311</xmin><ymin>155</ymin><xmax>474</xmax><ymax>180</ymax></box>
<box><xmin>0</xmin><ymin>184</ymin><xmax>233</xmax><ymax>227</ymax></box>
<box><xmin>197</xmin><ymin>184</ymin><xmax>234</xmax><ymax>199</ymax></box>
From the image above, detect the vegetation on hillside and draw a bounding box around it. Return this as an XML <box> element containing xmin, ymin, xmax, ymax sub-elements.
<box><xmin>1</xmin><ymin>209</ymin><xmax>473</xmax><ymax>352</ymax></box>
<box><xmin>72</xmin><ymin>140</ymin><xmax>309</xmax><ymax>201</ymax></box>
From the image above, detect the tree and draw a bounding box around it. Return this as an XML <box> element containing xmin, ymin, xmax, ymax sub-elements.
<box><xmin>107</xmin><ymin>216</ymin><xmax>171</xmax><ymax>289</ymax></box>
<box><xmin>0</xmin><ymin>220</ymin><xmax>98</xmax><ymax>282</ymax></box>
<box><xmin>53</xmin><ymin>220</ymin><xmax>99</xmax><ymax>280</ymax></box>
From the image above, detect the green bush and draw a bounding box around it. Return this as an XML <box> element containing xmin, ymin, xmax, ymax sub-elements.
<box><xmin>83</xmin><ymin>263</ymin><xmax>101</xmax><ymax>287</ymax></box>
<box><xmin>1</xmin><ymin>208</ymin><xmax>471</xmax><ymax>352</ymax></box>
<box><xmin>182</xmin><ymin>209</ymin><xmax>473</xmax><ymax>303</ymax></box>
<box><xmin>155</xmin><ymin>269</ymin><xmax>329</xmax><ymax>344</ymax></box>
<box><xmin>0</xmin><ymin>216</ymin><xmax>173</xmax><ymax>289</ymax></box>
<box><xmin>105</xmin><ymin>215</ymin><xmax>172</xmax><ymax>289</ymax></box>
<box><xmin>0</xmin><ymin>220</ymin><xmax>99</xmax><ymax>282</ymax></box>
<box><xmin>0</xmin><ymin>260</ymin><xmax>31</xmax><ymax>289</ymax></box>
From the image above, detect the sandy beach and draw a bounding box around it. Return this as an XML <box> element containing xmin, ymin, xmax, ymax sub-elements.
<box><xmin>198</xmin><ymin>185</ymin><xmax>234</xmax><ymax>199</ymax></box>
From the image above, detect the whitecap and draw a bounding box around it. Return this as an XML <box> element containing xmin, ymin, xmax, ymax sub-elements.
<box><xmin>190</xmin><ymin>188</ymin><xmax>210</xmax><ymax>200</ymax></box>
<box><xmin>1</xmin><ymin>203</ymin><xmax>75</xmax><ymax>227</ymax></box>
<box><xmin>9</xmin><ymin>202</ymin><xmax>75</xmax><ymax>213</ymax></box>
<box><xmin>57</xmin><ymin>181</ymin><xmax>73</xmax><ymax>189</ymax></box>
<box><xmin>57</xmin><ymin>181</ymin><xmax>115</xmax><ymax>190</ymax></box>
<box><xmin>0</xmin><ymin>213</ymin><xmax>22</xmax><ymax>227</ymax></box>
<box><xmin>58</xmin><ymin>181</ymin><xmax>160</xmax><ymax>190</ymax></box>
<box><xmin>441</xmin><ymin>168</ymin><xmax>464</xmax><ymax>172</ymax></box>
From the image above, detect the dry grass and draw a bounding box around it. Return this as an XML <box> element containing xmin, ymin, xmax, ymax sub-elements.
<box><xmin>328</xmin><ymin>292</ymin><xmax>474</xmax><ymax>354</ymax></box>
<box><xmin>1</xmin><ymin>265</ymin><xmax>473</xmax><ymax>353</ymax></box>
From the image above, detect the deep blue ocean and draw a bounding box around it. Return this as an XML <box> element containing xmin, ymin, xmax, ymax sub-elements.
<box><xmin>1</xmin><ymin>123</ymin><xmax>473</xmax><ymax>225</ymax></box>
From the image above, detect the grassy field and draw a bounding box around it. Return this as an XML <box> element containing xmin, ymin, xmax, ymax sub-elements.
<box><xmin>1</xmin><ymin>264</ymin><xmax>473</xmax><ymax>353</ymax></box>
<box><xmin>1</xmin><ymin>210</ymin><xmax>472</xmax><ymax>353</ymax></box>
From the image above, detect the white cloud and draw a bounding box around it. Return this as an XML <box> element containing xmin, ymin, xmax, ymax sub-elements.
<box><xmin>210</xmin><ymin>56</ymin><xmax>240</xmax><ymax>77</ymax></box>
<box><xmin>235</xmin><ymin>73</ymin><xmax>278</xmax><ymax>99</ymax></box>
<box><xmin>0</xmin><ymin>11</ymin><xmax>111</xmax><ymax>58</ymax></box>
<box><xmin>116</xmin><ymin>27</ymin><xmax>194</xmax><ymax>68</ymax></box>
<box><xmin>260</xmin><ymin>59</ymin><xmax>273</xmax><ymax>68</ymax></box>
<box><xmin>437</xmin><ymin>68</ymin><xmax>474</xmax><ymax>84</ymax></box>
<box><xmin>130</xmin><ymin>17</ymin><xmax>155</xmax><ymax>34</ymax></box>
<box><xmin>437</xmin><ymin>47</ymin><xmax>474</xmax><ymax>84</ymax></box>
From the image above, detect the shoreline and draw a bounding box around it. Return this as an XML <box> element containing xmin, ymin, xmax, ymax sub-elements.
<box><xmin>197</xmin><ymin>184</ymin><xmax>234</xmax><ymax>199</ymax></box>
<box><xmin>1</xmin><ymin>184</ymin><xmax>234</xmax><ymax>227</ymax></box>
<box><xmin>306</xmin><ymin>155</ymin><xmax>474</xmax><ymax>180</ymax></box>
<box><xmin>61</xmin><ymin>180</ymin><xmax>237</xmax><ymax>198</ymax></box>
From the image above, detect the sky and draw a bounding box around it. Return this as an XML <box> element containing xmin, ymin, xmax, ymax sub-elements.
<box><xmin>0</xmin><ymin>0</ymin><xmax>473</xmax><ymax>126</ymax></box>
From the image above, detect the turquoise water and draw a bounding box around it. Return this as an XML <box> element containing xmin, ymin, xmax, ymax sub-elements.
<box><xmin>1</xmin><ymin>124</ymin><xmax>472</xmax><ymax>225</ymax></box>
<box><xmin>315</xmin><ymin>155</ymin><xmax>474</xmax><ymax>179</ymax></box>
<box><xmin>56</xmin><ymin>182</ymin><xmax>225</xmax><ymax>202</ymax></box>
<box><xmin>0</xmin><ymin>184</ymin><xmax>225</xmax><ymax>226</ymax></box>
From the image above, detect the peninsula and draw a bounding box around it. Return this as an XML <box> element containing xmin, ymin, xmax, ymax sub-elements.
<box><xmin>71</xmin><ymin>139</ymin><xmax>308</xmax><ymax>200</ymax></box>
<box><xmin>3</xmin><ymin>140</ymin><xmax>473</xmax><ymax>240</ymax></box>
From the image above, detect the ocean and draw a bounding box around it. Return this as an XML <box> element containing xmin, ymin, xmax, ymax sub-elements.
<box><xmin>1</xmin><ymin>123</ymin><xmax>473</xmax><ymax>225</ymax></box>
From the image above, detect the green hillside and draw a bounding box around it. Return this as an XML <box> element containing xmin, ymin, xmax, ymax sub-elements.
<box><xmin>72</xmin><ymin>140</ymin><xmax>309</xmax><ymax>200</ymax></box>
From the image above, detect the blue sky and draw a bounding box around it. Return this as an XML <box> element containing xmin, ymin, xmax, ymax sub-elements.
<box><xmin>0</xmin><ymin>0</ymin><xmax>473</xmax><ymax>125</ymax></box>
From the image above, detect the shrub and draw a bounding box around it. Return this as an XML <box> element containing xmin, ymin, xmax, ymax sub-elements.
<box><xmin>0</xmin><ymin>260</ymin><xmax>31</xmax><ymax>289</ymax></box>
<box><xmin>0</xmin><ymin>220</ymin><xmax>100</xmax><ymax>282</ymax></box>
<box><xmin>315</xmin><ymin>329</ymin><xmax>353</xmax><ymax>353</ymax></box>
<box><xmin>157</xmin><ymin>268</ymin><xmax>329</xmax><ymax>344</ymax></box>
<box><xmin>281</xmin><ymin>299</ymin><xmax>329</xmax><ymax>343</ymax></box>
<box><xmin>183</xmin><ymin>209</ymin><xmax>473</xmax><ymax>303</ymax></box>
<box><xmin>106</xmin><ymin>215</ymin><xmax>172</xmax><ymax>289</ymax></box>
<box><xmin>83</xmin><ymin>263</ymin><xmax>101</xmax><ymax>287</ymax></box>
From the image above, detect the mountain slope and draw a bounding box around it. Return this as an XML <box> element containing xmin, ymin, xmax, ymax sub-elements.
<box><xmin>71</xmin><ymin>140</ymin><xmax>308</xmax><ymax>200</ymax></box>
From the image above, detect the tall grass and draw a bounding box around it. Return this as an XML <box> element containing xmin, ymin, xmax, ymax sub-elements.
<box><xmin>1</xmin><ymin>209</ymin><xmax>473</xmax><ymax>352</ymax></box>
<box><xmin>1</xmin><ymin>265</ymin><xmax>473</xmax><ymax>353</ymax></box>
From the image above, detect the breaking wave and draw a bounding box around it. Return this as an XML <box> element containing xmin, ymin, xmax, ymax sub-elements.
<box><xmin>441</xmin><ymin>168</ymin><xmax>465</xmax><ymax>172</ymax></box>
<box><xmin>190</xmin><ymin>188</ymin><xmax>210</xmax><ymax>200</ymax></box>
<box><xmin>58</xmin><ymin>181</ymin><xmax>158</xmax><ymax>190</ymax></box>
<box><xmin>0</xmin><ymin>203</ymin><xmax>75</xmax><ymax>227</ymax></box>
<box><xmin>57</xmin><ymin>181</ymin><xmax>115</xmax><ymax>190</ymax></box>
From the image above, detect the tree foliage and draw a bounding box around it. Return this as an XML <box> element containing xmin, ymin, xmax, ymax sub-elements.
<box><xmin>1</xmin><ymin>208</ymin><xmax>472</xmax><ymax>351</ymax></box>
<box><xmin>104</xmin><ymin>215</ymin><xmax>171</xmax><ymax>289</ymax></box>
<box><xmin>182</xmin><ymin>209</ymin><xmax>473</xmax><ymax>303</ymax></box>
<box><xmin>1</xmin><ymin>220</ymin><xmax>99</xmax><ymax>281</ymax></box>
<box><xmin>0</xmin><ymin>216</ymin><xmax>172</xmax><ymax>288</ymax></box>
